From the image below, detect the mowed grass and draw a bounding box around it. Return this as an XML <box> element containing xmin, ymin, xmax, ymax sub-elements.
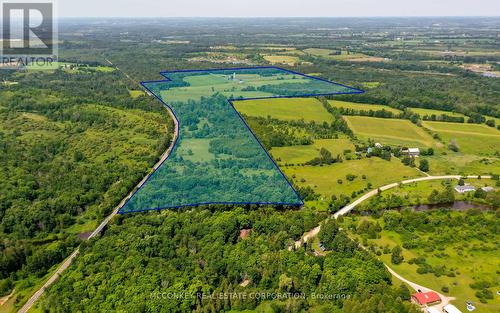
<box><xmin>284</xmin><ymin>157</ymin><xmax>423</xmax><ymax>200</ymax></box>
<box><xmin>409</xmin><ymin>107</ymin><xmax>466</xmax><ymax>119</ymax></box>
<box><xmin>423</xmin><ymin>121</ymin><xmax>500</xmax><ymax>155</ymax></box>
<box><xmin>345</xmin><ymin>116</ymin><xmax>438</xmax><ymax>148</ymax></box>
<box><xmin>329</xmin><ymin>100</ymin><xmax>402</xmax><ymax>114</ymax></box>
<box><xmin>271</xmin><ymin>138</ymin><xmax>355</xmax><ymax>165</ymax></box>
<box><xmin>234</xmin><ymin>98</ymin><xmax>334</xmax><ymax>123</ymax></box>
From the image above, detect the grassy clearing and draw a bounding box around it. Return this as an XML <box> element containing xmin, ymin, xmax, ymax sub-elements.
<box><xmin>329</xmin><ymin>100</ymin><xmax>402</xmax><ymax>114</ymax></box>
<box><xmin>129</xmin><ymin>90</ymin><xmax>145</xmax><ymax>98</ymax></box>
<box><xmin>423</xmin><ymin>121</ymin><xmax>500</xmax><ymax>155</ymax></box>
<box><xmin>409</xmin><ymin>107</ymin><xmax>467</xmax><ymax>119</ymax></box>
<box><xmin>176</xmin><ymin>138</ymin><xmax>214</xmax><ymax>162</ymax></box>
<box><xmin>284</xmin><ymin>157</ymin><xmax>423</xmax><ymax>200</ymax></box>
<box><xmin>361</xmin><ymin>82</ymin><xmax>382</xmax><ymax>89</ymax></box>
<box><xmin>235</xmin><ymin>98</ymin><xmax>334</xmax><ymax>124</ymax></box>
<box><xmin>345</xmin><ymin>116</ymin><xmax>438</xmax><ymax>147</ymax></box>
<box><xmin>342</xmin><ymin>212</ymin><xmax>499</xmax><ymax>313</ymax></box>
<box><xmin>271</xmin><ymin>138</ymin><xmax>355</xmax><ymax>165</ymax></box>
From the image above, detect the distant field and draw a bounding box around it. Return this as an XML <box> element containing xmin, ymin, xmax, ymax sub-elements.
<box><xmin>235</xmin><ymin>98</ymin><xmax>334</xmax><ymax>123</ymax></box>
<box><xmin>263</xmin><ymin>55</ymin><xmax>299</xmax><ymax>66</ymax></box>
<box><xmin>303</xmin><ymin>48</ymin><xmax>383</xmax><ymax>61</ymax></box>
<box><xmin>423</xmin><ymin>121</ymin><xmax>500</xmax><ymax>155</ymax></box>
<box><xmin>284</xmin><ymin>157</ymin><xmax>422</xmax><ymax>200</ymax></box>
<box><xmin>345</xmin><ymin>116</ymin><xmax>437</xmax><ymax>147</ymax></box>
<box><xmin>271</xmin><ymin>138</ymin><xmax>355</xmax><ymax>165</ymax></box>
<box><xmin>329</xmin><ymin>100</ymin><xmax>402</xmax><ymax>114</ymax></box>
<box><xmin>425</xmin><ymin>154</ymin><xmax>500</xmax><ymax>176</ymax></box>
<box><xmin>409</xmin><ymin>107</ymin><xmax>467</xmax><ymax>119</ymax></box>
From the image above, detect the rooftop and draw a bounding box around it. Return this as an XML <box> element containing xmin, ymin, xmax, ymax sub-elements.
<box><xmin>412</xmin><ymin>291</ymin><xmax>441</xmax><ymax>305</ymax></box>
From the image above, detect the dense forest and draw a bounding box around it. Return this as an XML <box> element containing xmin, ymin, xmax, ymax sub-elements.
<box><xmin>40</xmin><ymin>208</ymin><xmax>419</xmax><ymax>313</ymax></box>
<box><xmin>0</xmin><ymin>68</ymin><xmax>171</xmax><ymax>301</ymax></box>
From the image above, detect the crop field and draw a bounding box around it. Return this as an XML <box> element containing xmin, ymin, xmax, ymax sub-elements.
<box><xmin>284</xmin><ymin>157</ymin><xmax>423</xmax><ymax>200</ymax></box>
<box><xmin>329</xmin><ymin>100</ymin><xmax>402</xmax><ymax>114</ymax></box>
<box><xmin>271</xmin><ymin>138</ymin><xmax>355</xmax><ymax>165</ymax></box>
<box><xmin>423</xmin><ymin>121</ymin><xmax>500</xmax><ymax>155</ymax></box>
<box><xmin>345</xmin><ymin>116</ymin><xmax>438</xmax><ymax>147</ymax></box>
<box><xmin>409</xmin><ymin>107</ymin><xmax>467</xmax><ymax>119</ymax></box>
<box><xmin>234</xmin><ymin>98</ymin><xmax>334</xmax><ymax>123</ymax></box>
<box><xmin>263</xmin><ymin>55</ymin><xmax>300</xmax><ymax>66</ymax></box>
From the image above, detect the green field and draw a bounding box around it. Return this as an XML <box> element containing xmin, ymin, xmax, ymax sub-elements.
<box><xmin>235</xmin><ymin>98</ymin><xmax>334</xmax><ymax>124</ymax></box>
<box><xmin>425</xmin><ymin>154</ymin><xmax>500</xmax><ymax>175</ymax></box>
<box><xmin>284</xmin><ymin>157</ymin><xmax>423</xmax><ymax>200</ymax></box>
<box><xmin>271</xmin><ymin>138</ymin><xmax>355</xmax><ymax>165</ymax></box>
<box><xmin>329</xmin><ymin>100</ymin><xmax>402</xmax><ymax>114</ymax></box>
<box><xmin>409</xmin><ymin>107</ymin><xmax>467</xmax><ymax>119</ymax></box>
<box><xmin>345</xmin><ymin>116</ymin><xmax>438</xmax><ymax>147</ymax></box>
<box><xmin>423</xmin><ymin>121</ymin><xmax>500</xmax><ymax>155</ymax></box>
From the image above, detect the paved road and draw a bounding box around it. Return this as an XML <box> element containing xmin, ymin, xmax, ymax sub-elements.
<box><xmin>17</xmin><ymin>87</ymin><xmax>179</xmax><ymax>313</ymax></box>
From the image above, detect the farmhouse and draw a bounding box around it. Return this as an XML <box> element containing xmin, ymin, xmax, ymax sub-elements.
<box><xmin>406</xmin><ymin>148</ymin><xmax>420</xmax><ymax>157</ymax></box>
<box><xmin>443</xmin><ymin>304</ymin><xmax>462</xmax><ymax>313</ymax></box>
<box><xmin>481</xmin><ymin>186</ymin><xmax>494</xmax><ymax>192</ymax></box>
<box><xmin>454</xmin><ymin>185</ymin><xmax>476</xmax><ymax>193</ymax></box>
<box><xmin>411</xmin><ymin>291</ymin><xmax>441</xmax><ymax>306</ymax></box>
<box><xmin>375</xmin><ymin>142</ymin><xmax>383</xmax><ymax>148</ymax></box>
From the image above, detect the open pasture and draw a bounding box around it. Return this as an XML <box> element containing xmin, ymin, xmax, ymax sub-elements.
<box><xmin>234</xmin><ymin>98</ymin><xmax>334</xmax><ymax>123</ymax></box>
<box><xmin>345</xmin><ymin>116</ymin><xmax>437</xmax><ymax>148</ymax></box>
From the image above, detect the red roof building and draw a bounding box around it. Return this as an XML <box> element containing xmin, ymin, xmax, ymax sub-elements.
<box><xmin>411</xmin><ymin>291</ymin><xmax>441</xmax><ymax>306</ymax></box>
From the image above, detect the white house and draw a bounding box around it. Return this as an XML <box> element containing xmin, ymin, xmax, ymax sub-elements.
<box><xmin>454</xmin><ymin>185</ymin><xmax>476</xmax><ymax>193</ymax></box>
<box><xmin>443</xmin><ymin>304</ymin><xmax>462</xmax><ymax>313</ymax></box>
<box><xmin>481</xmin><ymin>186</ymin><xmax>494</xmax><ymax>192</ymax></box>
<box><xmin>407</xmin><ymin>148</ymin><xmax>420</xmax><ymax>157</ymax></box>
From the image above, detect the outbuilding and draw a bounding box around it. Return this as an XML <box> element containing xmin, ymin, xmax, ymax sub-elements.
<box><xmin>411</xmin><ymin>291</ymin><xmax>441</xmax><ymax>306</ymax></box>
<box><xmin>454</xmin><ymin>185</ymin><xmax>476</xmax><ymax>193</ymax></box>
<box><xmin>443</xmin><ymin>304</ymin><xmax>462</xmax><ymax>313</ymax></box>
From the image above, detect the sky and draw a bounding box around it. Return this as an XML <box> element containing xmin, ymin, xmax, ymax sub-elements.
<box><xmin>59</xmin><ymin>0</ymin><xmax>500</xmax><ymax>18</ymax></box>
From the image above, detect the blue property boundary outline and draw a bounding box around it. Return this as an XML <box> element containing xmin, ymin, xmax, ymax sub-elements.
<box><xmin>118</xmin><ymin>66</ymin><xmax>364</xmax><ymax>214</ymax></box>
